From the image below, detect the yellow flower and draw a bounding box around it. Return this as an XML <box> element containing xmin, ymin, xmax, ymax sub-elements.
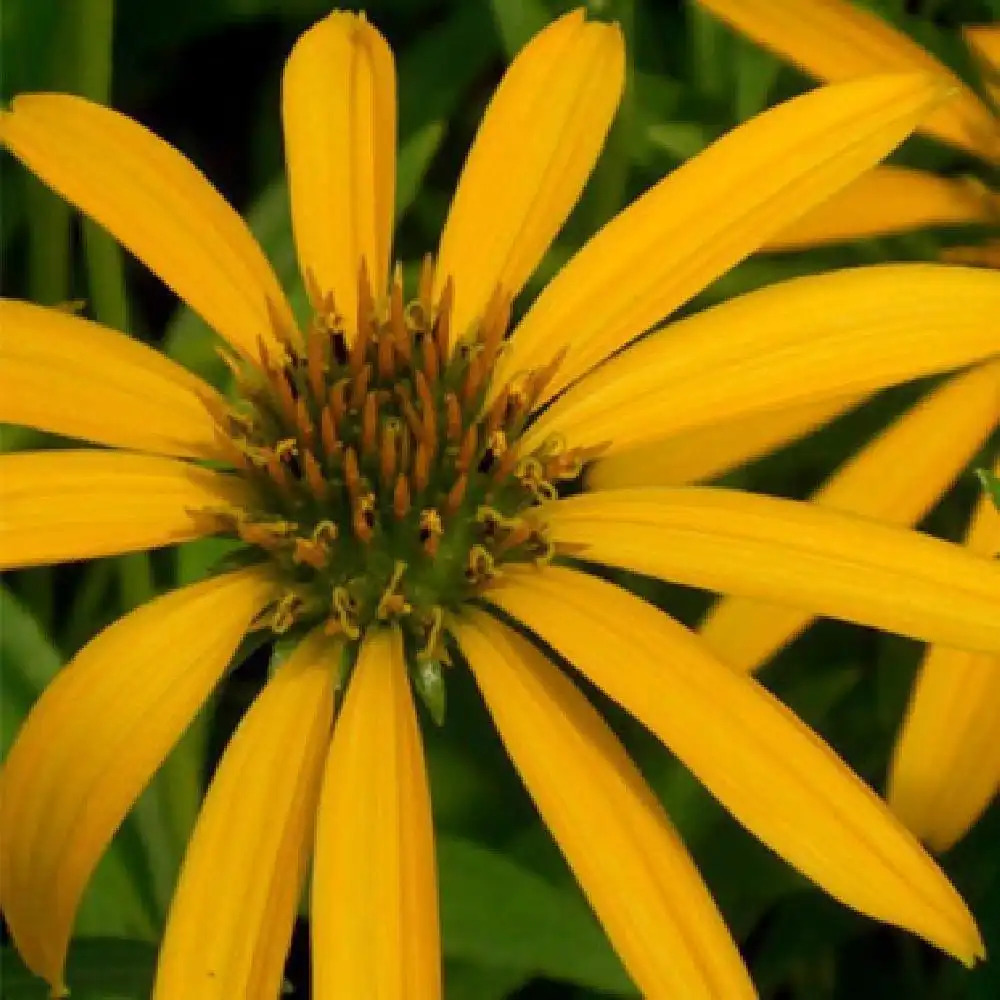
<box><xmin>2</xmin><ymin>8</ymin><xmax>999</xmax><ymax>998</ymax></box>
<box><xmin>694</xmin><ymin>0</ymin><xmax>999</xmax><ymax>255</ymax></box>
<box><xmin>685</xmin><ymin>0</ymin><xmax>1000</xmax><ymax>852</ymax></box>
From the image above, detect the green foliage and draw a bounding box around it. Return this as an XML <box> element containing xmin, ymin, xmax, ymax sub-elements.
<box><xmin>977</xmin><ymin>468</ymin><xmax>1000</xmax><ymax>511</ymax></box>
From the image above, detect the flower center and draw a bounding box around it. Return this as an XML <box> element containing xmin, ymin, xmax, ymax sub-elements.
<box><xmin>199</xmin><ymin>257</ymin><xmax>595</xmax><ymax>713</ymax></box>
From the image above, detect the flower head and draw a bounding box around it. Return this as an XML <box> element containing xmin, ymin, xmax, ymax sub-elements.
<box><xmin>691</xmin><ymin>0</ymin><xmax>1000</xmax><ymax>853</ymax></box>
<box><xmin>3</xmin><ymin>8</ymin><xmax>1000</xmax><ymax>999</ymax></box>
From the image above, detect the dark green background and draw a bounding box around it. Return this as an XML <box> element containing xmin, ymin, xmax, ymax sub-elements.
<box><xmin>1</xmin><ymin>0</ymin><xmax>998</xmax><ymax>996</ymax></box>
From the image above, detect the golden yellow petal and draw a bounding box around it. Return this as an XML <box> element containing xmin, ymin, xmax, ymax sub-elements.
<box><xmin>497</xmin><ymin>74</ymin><xmax>948</xmax><ymax>402</ymax></box>
<box><xmin>0</xmin><ymin>95</ymin><xmax>295</xmax><ymax>357</ymax></box>
<box><xmin>586</xmin><ymin>393</ymin><xmax>863</xmax><ymax>490</ymax></box>
<box><xmin>435</xmin><ymin>9</ymin><xmax>624</xmax><ymax>340</ymax></box>
<box><xmin>311</xmin><ymin>628</ymin><xmax>440</xmax><ymax>999</ymax></box>
<box><xmin>525</xmin><ymin>264</ymin><xmax>1000</xmax><ymax>456</ymax></box>
<box><xmin>766</xmin><ymin>167</ymin><xmax>999</xmax><ymax>250</ymax></box>
<box><xmin>0</xmin><ymin>568</ymin><xmax>275</xmax><ymax>990</ymax></box>
<box><xmin>455</xmin><ymin>612</ymin><xmax>756</xmax><ymax>999</ymax></box>
<box><xmin>0</xmin><ymin>450</ymin><xmax>250</xmax><ymax>570</ymax></box>
<box><xmin>282</xmin><ymin>12</ymin><xmax>396</xmax><ymax>334</ymax></box>
<box><xmin>940</xmin><ymin>240</ymin><xmax>1000</xmax><ymax>269</ymax></box>
<box><xmin>485</xmin><ymin>566</ymin><xmax>984</xmax><ymax>965</ymax></box>
<box><xmin>889</xmin><ymin>489</ymin><xmax>1000</xmax><ymax>852</ymax></box>
<box><xmin>0</xmin><ymin>299</ymin><xmax>223</xmax><ymax>459</ymax></box>
<box><xmin>546</xmin><ymin>487</ymin><xmax>1000</xmax><ymax>655</ymax></box>
<box><xmin>965</xmin><ymin>24</ymin><xmax>1000</xmax><ymax>104</ymax></box>
<box><xmin>965</xmin><ymin>24</ymin><xmax>1000</xmax><ymax>75</ymax></box>
<box><xmin>153</xmin><ymin>629</ymin><xmax>337</xmax><ymax>1000</ymax></box>
<box><xmin>700</xmin><ymin>362</ymin><xmax>1000</xmax><ymax>672</ymax></box>
<box><xmin>695</xmin><ymin>0</ymin><xmax>999</xmax><ymax>163</ymax></box>
<box><xmin>889</xmin><ymin>644</ymin><xmax>1000</xmax><ymax>853</ymax></box>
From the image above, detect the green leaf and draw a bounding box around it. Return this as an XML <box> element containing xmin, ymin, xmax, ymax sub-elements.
<box><xmin>488</xmin><ymin>0</ymin><xmax>552</xmax><ymax>58</ymax></box>
<box><xmin>445</xmin><ymin>960</ymin><xmax>528</xmax><ymax>1000</ymax></box>
<box><xmin>437</xmin><ymin>835</ymin><xmax>637</xmax><ymax>994</ymax></box>
<box><xmin>2</xmin><ymin>939</ymin><xmax>157</xmax><ymax>1000</ymax></box>
<box><xmin>977</xmin><ymin>467</ymin><xmax>1000</xmax><ymax>511</ymax></box>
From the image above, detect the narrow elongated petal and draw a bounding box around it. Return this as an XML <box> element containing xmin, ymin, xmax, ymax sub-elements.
<box><xmin>0</xmin><ymin>568</ymin><xmax>275</xmax><ymax>990</ymax></box>
<box><xmin>889</xmin><ymin>489</ymin><xmax>1000</xmax><ymax>852</ymax></box>
<box><xmin>942</xmin><ymin>240</ymin><xmax>1000</xmax><ymax>269</ymax></box>
<box><xmin>153</xmin><ymin>629</ymin><xmax>338</xmax><ymax>1000</ymax></box>
<box><xmin>282</xmin><ymin>12</ymin><xmax>396</xmax><ymax>333</ymax></box>
<box><xmin>587</xmin><ymin>393</ymin><xmax>862</xmax><ymax>490</ymax></box>
<box><xmin>890</xmin><ymin>644</ymin><xmax>1000</xmax><ymax>853</ymax></box>
<box><xmin>0</xmin><ymin>450</ymin><xmax>250</xmax><ymax>570</ymax></box>
<box><xmin>694</xmin><ymin>0</ymin><xmax>998</xmax><ymax>163</ymax></box>
<box><xmin>0</xmin><ymin>95</ymin><xmax>295</xmax><ymax>357</ymax></box>
<box><xmin>456</xmin><ymin>612</ymin><xmax>756</xmax><ymax>999</ymax></box>
<box><xmin>496</xmin><ymin>74</ymin><xmax>947</xmax><ymax>402</ymax></box>
<box><xmin>547</xmin><ymin>488</ymin><xmax>1000</xmax><ymax>655</ymax></box>
<box><xmin>435</xmin><ymin>10</ymin><xmax>624</xmax><ymax>339</ymax></box>
<box><xmin>525</xmin><ymin>264</ymin><xmax>1000</xmax><ymax>456</ymax></box>
<box><xmin>485</xmin><ymin>567</ymin><xmax>984</xmax><ymax>965</ymax></box>
<box><xmin>0</xmin><ymin>299</ymin><xmax>223</xmax><ymax>459</ymax></box>
<box><xmin>700</xmin><ymin>363</ymin><xmax>1000</xmax><ymax>672</ymax></box>
<box><xmin>965</xmin><ymin>25</ymin><xmax>1000</xmax><ymax>104</ymax></box>
<box><xmin>766</xmin><ymin>167</ymin><xmax>998</xmax><ymax>250</ymax></box>
<box><xmin>965</xmin><ymin>24</ymin><xmax>1000</xmax><ymax>74</ymax></box>
<box><xmin>312</xmin><ymin>629</ymin><xmax>440</xmax><ymax>999</ymax></box>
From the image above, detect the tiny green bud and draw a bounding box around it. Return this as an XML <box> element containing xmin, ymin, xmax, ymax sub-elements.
<box><xmin>415</xmin><ymin>658</ymin><xmax>447</xmax><ymax>726</ymax></box>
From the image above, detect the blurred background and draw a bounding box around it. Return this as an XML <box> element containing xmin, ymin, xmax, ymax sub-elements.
<box><xmin>1</xmin><ymin>0</ymin><xmax>998</xmax><ymax>997</ymax></box>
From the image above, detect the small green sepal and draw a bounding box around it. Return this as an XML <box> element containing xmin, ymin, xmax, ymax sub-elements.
<box><xmin>414</xmin><ymin>657</ymin><xmax>447</xmax><ymax>726</ymax></box>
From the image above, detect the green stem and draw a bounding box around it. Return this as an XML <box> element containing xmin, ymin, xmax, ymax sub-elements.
<box><xmin>74</xmin><ymin>0</ymin><xmax>130</xmax><ymax>333</ymax></box>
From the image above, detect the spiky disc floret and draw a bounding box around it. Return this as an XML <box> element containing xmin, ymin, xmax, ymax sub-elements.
<box><xmin>199</xmin><ymin>256</ymin><xmax>598</xmax><ymax>689</ymax></box>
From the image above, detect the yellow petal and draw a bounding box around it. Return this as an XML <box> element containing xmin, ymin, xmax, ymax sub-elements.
<box><xmin>941</xmin><ymin>240</ymin><xmax>1000</xmax><ymax>269</ymax></box>
<box><xmin>889</xmin><ymin>489</ymin><xmax>1000</xmax><ymax>852</ymax></box>
<box><xmin>546</xmin><ymin>487</ymin><xmax>1000</xmax><ymax>655</ymax></box>
<box><xmin>312</xmin><ymin>628</ymin><xmax>440</xmax><ymax>999</ymax></box>
<box><xmin>965</xmin><ymin>24</ymin><xmax>1000</xmax><ymax>104</ymax></box>
<box><xmin>700</xmin><ymin>361</ymin><xmax>1000</xmax><ymax>672</ymax></box>
<box><xmin>766</xmin><ymin>167</ymin><xmax>999</xmax><ymax>250</ymax></box>
<box><xmin>0</xmin><ymin>95</ymin><xmax>295</xmax><ymax>357</ymax></box>
<box><xmin>889</xmin><ymin>644</ymin><xmax>1000</xmax><ymax>853</ymax></box>
<box><xmin>153</xmin><ymin>629</ymin><xmax>338</xmax><ymax>1000</ymax></box>
<box><xmin>496</xmin><ymin>74</ymin><xmax>948</xmax><ymax>403</ymax></box>
<box><xmin>587</xmin><ymin>392</ymin><xmax>863</xmax><ymax>490</ymax></box>
<box><xmin>0</xmin><ymin>299</ymin><xmax>223</xmax><ymax>459</ymax></box>
<box><xmin>694</xmin><ymin>0</ymin><xmax>999</xmax><ymax>163</ymax></box>
<box><xmin>455</xmin><ymin>611</ymin><xmax>756</xmax><ymax>999</ymax></box>
<box><xmin>485</xmin><ymin>566</ymin><xmax>984</xmax><ymax>965</ymax></box>
<box><xmin>435</xmin><ymin>10</ymin><xmax>624</xmax><ymax>340</ymax></box>
<box><xmin>525</xmin><ymin>263</ymin><xmax>1000</xmax><ymax>456</ymax></box>
<box><xmin>965</xmin><ymin>24</ymin><xmax>1000</xmax><ymax>75</ymax></box>
<box><xmin>282</xmin><ymin>12</ymin><xmax>396</xmax><ymax>333</ymax></box>
<box><xmin>0</xmin><ymin>568</ymin><xmax>275</xmax><ymax>990</ymax></box>
<box><xmin>0</xmin><ymin>450</ymin><xmax>250</xmax><ymax>570</ymax></box>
